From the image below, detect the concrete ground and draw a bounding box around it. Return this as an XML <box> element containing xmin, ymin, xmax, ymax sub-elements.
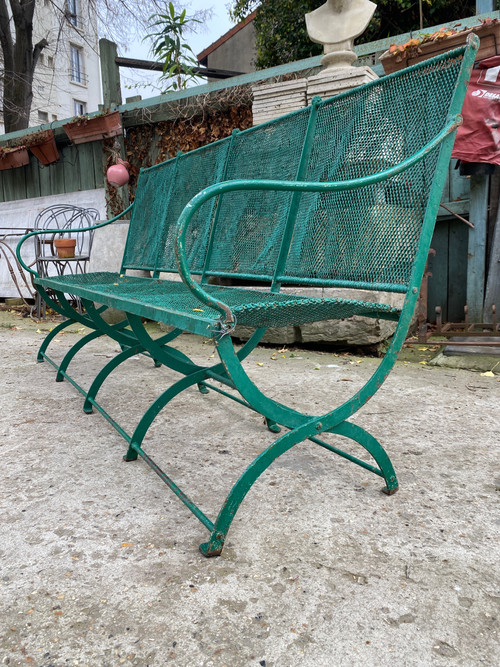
<box><xmin>0</xmin><ymin>310</ymin><xmax>499</xmax><ymax>667</ymax></box>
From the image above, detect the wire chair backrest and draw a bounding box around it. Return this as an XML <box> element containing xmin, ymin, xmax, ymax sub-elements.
<box><xmin>34</xmin><ymin>205</ymin><xmax>100</xmax><ymax>259</ymax></box>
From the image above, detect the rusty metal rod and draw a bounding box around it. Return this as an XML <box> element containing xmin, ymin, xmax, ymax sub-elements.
<box><xmin>439</xmin><ymin>203</ymin><xmax>475</xmax><ymax>228</ymax></box>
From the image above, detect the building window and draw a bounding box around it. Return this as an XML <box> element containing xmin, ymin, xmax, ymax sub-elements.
<box><xmin>70</xmin><ymin>44</ymin><xmax>84</xmax><ymax>84</ymax></box>
<box><xmin>66</xmin><ymin>0</ymin><xmax>79</xmax><ymax>27</ymax></box>
<box><xmin>47</xmin><ymin>56</ymin><xmax>54</xmax><ymax>68</ymax></box>
<box><xmin>38</xmin><ymin>111</ymin><xmax>49</xmax><ymax>123</ymax></box>
<box><xmin>74</xmin><ymin>100</ymin><xmax>86</xmax><ymax>116</ymax></box>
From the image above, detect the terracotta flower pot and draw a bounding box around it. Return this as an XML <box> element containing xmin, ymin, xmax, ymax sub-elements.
<box><xmin>63</xmin><ymin>111</ymin><xmax>122</xmax><ymax>144</ymax></box>
<box><xmin>379</xmin><ymin>21</ymin><xmax>500</xmax><ymax>75</ymax></box>
<box><xmin>0</xmin><ymin>146</ymin><xmax>29</xmax><ymax>170</ymax></box>
<box><xmin>54</xmin><ymin>238</ymin><xmax>77</xmax><ymax>258</ymax></box>
<box><xmin>27</xmin><ymin>130</ymin><xmax>60</xmax><ymax>165</ymax></box>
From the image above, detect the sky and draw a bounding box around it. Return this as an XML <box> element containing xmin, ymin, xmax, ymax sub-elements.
<box><xmin>118</xmin><ymin>0</ymin><xmax>236</xmax><ymax>101</ymax></box>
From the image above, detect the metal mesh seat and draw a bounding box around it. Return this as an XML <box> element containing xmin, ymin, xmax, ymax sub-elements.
<box><xmin>37</xmin><ymin>271</ymin><xmax>402</xmax><ymax>332</ymax></box>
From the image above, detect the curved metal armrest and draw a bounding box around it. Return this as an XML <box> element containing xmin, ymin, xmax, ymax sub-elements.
<box><xmin>175</xmin><ymin>115</ymin><xmax>462</xmax><ymax>325</ymax></box>
<box><xmin>16</xmin><ymin>203</ymin><xmax>134</xmax><ymax>277</ymax></box>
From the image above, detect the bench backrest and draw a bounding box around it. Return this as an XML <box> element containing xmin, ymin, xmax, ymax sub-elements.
<box><xmin>122</xmin><ymin>46</ymin><xmax>469</xmax><ymax>295</ymax></box>
<box><xmin>121</xmin><ymin>138</ymin><xmax>230</xmax><ymax>273</ymax></box>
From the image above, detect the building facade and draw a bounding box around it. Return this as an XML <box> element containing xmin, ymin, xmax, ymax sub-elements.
<box><xmin>0</xmin><ymin>0</ymin><xmax>101</xmax><ymax>134</ymax></box>
<box><xmin>197</xmin><ymin>11</ymin><xmax>257</xmax><ymax>81</ymax></box>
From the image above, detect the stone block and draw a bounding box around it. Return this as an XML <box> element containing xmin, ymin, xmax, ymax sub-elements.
<box><xmin>233</xmin><ymin>325</ymin><xmax>298</xmax><ymax>345</ymax></box>
<box><xmin>306</xmin><ymin>66</ymin><xmax>378</xmax><ymax>104</ymax></box>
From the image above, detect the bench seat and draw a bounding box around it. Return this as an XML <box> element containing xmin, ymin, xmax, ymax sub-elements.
<box><xmin>37</xmin><ymin>271</ymin><xmax>402</xmax><ymax>333</ymax></box>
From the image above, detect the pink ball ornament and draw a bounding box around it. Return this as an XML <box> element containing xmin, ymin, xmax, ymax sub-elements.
<box><xmin>107</xmin><ymin>159</ymin><xmax>130</xmax><ymax>187</ymax></box>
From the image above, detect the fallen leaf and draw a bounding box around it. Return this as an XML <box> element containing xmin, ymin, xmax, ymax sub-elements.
<box><xmin>193</xmin><ymin>308</ymin><xmax>204</xmax><ymax>312</ymax></box>
<box><xmin>480</xmin><ymin>371</ymin><xmax>495</xmax><ymax>377</ymax></box>
<box><xmin>121</xmin><ymin>543</ymin><xmax>133</xmax><ymax>547</ymax></box>
<box><xmin>256</xmin><ymin>362</ymin><xmax>264</xmax><ymax>367</ymax></box>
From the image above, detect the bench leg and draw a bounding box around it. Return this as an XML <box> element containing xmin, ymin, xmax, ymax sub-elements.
<box><xmin>122</xmin><ymin>367</ymin><xmax>211</xmax><ymax>462</ymax></box>
<box><xmin>83</xmin><ymin>328</ymin><xmax>186</xmax><ymax>413</ymax></box>
<box><xmin>265</xmin><ymin>418</ymin><xmax>281</xmax><ymax>433</ymax></box>
<box><xmin>83</xmin><ymin>343</ymin><xmax>144</xmax><ymax>413</ymax></box>
<box><xmin>328</xmin><ymin>422</ymin><xmax>398</xmax><ymax>494</ymax></box>
<box><xmin>199</xmin><ymin>416</ymin><xmax>331</xmax><ymax>557</ymax></box>
<box><xmin>37</xmin><ymin>317</ymin><xmax>75</xmax><ymax>363</ymax></box>
<box><xmin>56</xmin><ymin>329</ymin><xmax>106</xmax><ymax>382</ymax></box>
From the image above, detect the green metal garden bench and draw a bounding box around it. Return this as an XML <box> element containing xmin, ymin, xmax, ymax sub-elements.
<box><xmin>17</xmin><ymin>37</ymin><xmax>477</xmax><ymax>557</ymax></box>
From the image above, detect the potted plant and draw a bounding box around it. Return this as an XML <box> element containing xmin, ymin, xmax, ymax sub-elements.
<box><xmin>0</xmin><ymin>145</ymin><xmax>30</xmax><ymax>170</ymax></box>
<box><xmin>379</xmin><ymin>18</ymin><xmax>500</xmax><ymax>75</ymax></box>
<box><xmin>23</xmin><ymin>129</ymin><xmax>59</xmax><ymax>165</ymax></box>
<box><xmin>63</xmin><ymin>110</ymin><xmax>122</xmax><ymax>144</ymax></box>
<box><xmin>53</xmin><ymin>238</ymin><xmax>76</xmax><ymax>258</ymax></box>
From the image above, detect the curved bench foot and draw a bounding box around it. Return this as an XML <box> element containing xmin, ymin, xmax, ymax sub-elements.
<box><xmin>330</xmin><ymin>421</ymin><xmax>399</xmax><ymax>494</ymax></box>
<box><xmin>123</xmin><ymin>447</ymin><xmax>139</xmax><ymax>462</ymax></box>
<box><xmin>266</xmin><ymin>418</ymin><xmax>281</xmax><ymax>433</ymax></box>
<box><xmin>198</xmin><ymin>382</ymin><xmax>210</xmax><ymax>395</ymax></box>
<box><xmin>199</xmin><ymin>535</ymin><xmax>225</xmax><ymax>558</ymax></box>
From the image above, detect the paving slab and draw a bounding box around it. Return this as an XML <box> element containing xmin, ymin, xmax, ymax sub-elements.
<box><xmin>0</xmin><ymin>314</ymin><xmax>499</xmax><ymax>667</ymax></box>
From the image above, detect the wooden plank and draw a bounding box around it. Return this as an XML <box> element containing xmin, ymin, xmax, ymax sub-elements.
<box><xmin>92</xmin><ymin>141</ymin><xmax>106</xmax><ymax>189</ymax></box>
<box><xmin>467</xmin><ymin>174</ymin><xmax>488</xmax><ymax>322</ymax></box>
<box><xmin>38</xmin><ymin>157</ymin><xmax>52</xmax><ymax>196</ymax></box>
<box><xmin>449</xmin><ymin>160</ymin><xmax>470</xmax><ymax>203</ymax></box>
<box><xmin>447</xmin><ymin>220</ymin><xmax>468</xmax><ymax>322</ymax></box>
<box><xmin>427</xmin><ymin>221</ymin><xmax>450</xmax><ymax>323</ymax></box>
<box><xmin>24</xmin><ymin>155</ymin><xmax>42</xmax><ymax>200</ymax></box>
<box><xmin>484</xmin><ymin>204</ymin><xmax>500</xmax><ymax>320</ymax></box>
<box><xmin>99</xmin><ymin>38</ymin><xmax>122</xmax><ymax>109</ymax></box>
<box><xmin>49</xmin><ymin>150</ymin><xmax>67</xmax><ymax>196</ymax></box>
<box><xmin>75</xmin><ymin>143</ymin><xmax>93</xmax><ymax>191</ymax></box>
<box><xmin>62</xmin><ymin>144</ymin><xmax>81</xmax><ymax>193</ymax></box>
<box><xmin>1</xmin><ymin>165</ymin><xmax>27</xmax><ymax>202</ymax></box>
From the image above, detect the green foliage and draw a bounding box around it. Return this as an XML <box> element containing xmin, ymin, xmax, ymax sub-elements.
<box><xmin>229</xmin><ymin>0</ymin><xmax>479</xmax><ymax>70</ymax></box>
<box><xmin>145</xmin><ymin>2</ymin><xmax>201</xmax><ymax>91</ymax></box>
<box><xmin>361</xmin><ymin>0</ymin><xmax>477</xmax><ymax>44</ymax></box>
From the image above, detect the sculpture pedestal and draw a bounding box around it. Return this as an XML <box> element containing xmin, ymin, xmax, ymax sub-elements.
<box><xmin>306</xmin><ymin>66</ymin><xmax>378</xmax><ymax>104</ymax></box>
<box><xmin>252</xmin><ymin>79</ymin><xmax>307</xmax><ymax>125</ymax></box>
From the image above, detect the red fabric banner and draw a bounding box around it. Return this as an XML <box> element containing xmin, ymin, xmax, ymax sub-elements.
<box><xmin>452</xmin><ymin>55</ymin><xmax>500</xmax><ymax>165</ymax></box>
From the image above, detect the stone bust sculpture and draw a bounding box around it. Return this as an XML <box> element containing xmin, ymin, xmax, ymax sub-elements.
<box><xmin>306</xmin><ymin>0</ymin><xmax>377</xmax><ymax>68</ymax></box>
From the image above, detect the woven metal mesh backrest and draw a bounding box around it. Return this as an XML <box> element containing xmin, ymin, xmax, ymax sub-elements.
<box><xmin>156</xmin><ymin>139</ymin><xmax>231</xmax><ymax>273</ymax></box>
<box><xmin>284</xmin><ymin>54</ymin><xmax>464</xmax><ymax>289</ymax></box>
<box><xmin>122</xmin><ymin>159</ymin><xmax>177</xmax><ymax>271</ymax></box>
<box><xmin>206</xmin><ymin>107</ymin><xmax>312</xmax><ymax>279</ymax></box>
<box><xmin>123</xmin><ymin>138</ymin><xmax>231</xmax><ymax>273</ymax></box>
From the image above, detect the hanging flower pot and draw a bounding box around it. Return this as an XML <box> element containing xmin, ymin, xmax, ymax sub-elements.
<box><xmin>379</xmin><ymin>19</ymin><xmax>500</xmax><ymax>75</ymax></box>
<box><xmin>0</xmin><ymin>145</ymin><xmax>29</xmax><ymax>170</ymax></box>
<box><xmin>24</xmin><ymin>129</ymin><xmax>60</xmax><ymax>165</ymax></box>
<box><xmin>54</xmin><ymin>238</ymin><xmax>76</xmax><ymax>258</ymax></box>
<box><xmin>107</xmin><ymin>158</ymin><xmax>130</xmax><ymax>187</ymax></box>
<box><xmin>63</xmin><ymin>110</ymin><xmax>122</xmax><ymax>144</ymax></box>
